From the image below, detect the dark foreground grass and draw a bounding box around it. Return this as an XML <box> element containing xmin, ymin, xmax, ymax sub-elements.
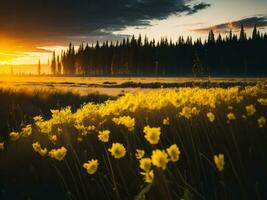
<box><xmin>0</xmin><ymin>88</ymin><xmax>112</xmax><ymax>139</ymax></box>
<box><xmin>0</xmin><ymin>88</ymin><xmax>112</xmax><ymax>199</ymax></box>
<box><xmin>69</xmin><ymin>80</ymin><xmax>260</xmax><ymax>89</ymax></box>
<box><xmin>103</xmin><ymin>80</ymin><xmax>259</xmax><ymax>89</ymax></box>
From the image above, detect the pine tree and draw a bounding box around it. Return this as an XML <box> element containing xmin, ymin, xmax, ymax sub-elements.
<box><xmin>56</xmin><ymin>28</ymin><xmax>266</xmax><ymax>77</ymax></box>
<box><xmin>38</xmin><ymin>59</ymin><xmax>41</xmax><ymax>75</ymax></box>
<box><xmin>229</xmin><ymin>29</ymin><xmax>233</xmax><ymax>41</ymax></box>
<box><xmin>239</xmin><ymin>25</ymin><xmax>246</xmax><ymax>41</ymax></box>
<box><xmin>57</xmin><ymin>56</ymin><xmax>62</xmax><ymax>75</ymax></box>
<box><xmin>51</xmin><ymin>51</ymin><xmax>56</xmax><ymax>75</ymax></box>
<box><xmin>208</xmin><ymin>30</ymin><xmax>215</xmax><ymax>43</ymax></box>
<box><xmin>192</xmin><ymin>53</ymin><xmax>203</xmax><ymax>77</ymax></box>
<box><xmin>252</xmin><ymin>24</ymin><xmax>259</xmax><ymax>40</ymax></box>
<box><xmin>217</xmin><ymin>34</ymin><xmax>222</xmax><ymax>43</ymax></box>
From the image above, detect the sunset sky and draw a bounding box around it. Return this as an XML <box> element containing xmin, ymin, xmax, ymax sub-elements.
<box><xmin>0</xmin><ymin>0</ymin><xmax>267</xmax><ymax>69</ymax></box>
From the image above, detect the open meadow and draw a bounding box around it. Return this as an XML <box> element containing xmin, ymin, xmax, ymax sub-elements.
<box><xmin>0</xmin><ymin>75</ymin><xmax>265</xmax><ymax>96</ymax></box>
<box><xmin>1</xmin><ymin>0</ymin><xmax>267</xmax><ymax>199</ymax></box>
<box><xmin>0</xmin><ymin>76</ymin><xmax>266</xmax><ymax>200</ymax></box>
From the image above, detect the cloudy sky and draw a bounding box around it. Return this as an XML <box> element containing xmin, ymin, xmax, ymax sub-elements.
<box><xmin>0</xmin><ymin>0</ymin><xmax>267</xmax><ymax>66</ymax></box>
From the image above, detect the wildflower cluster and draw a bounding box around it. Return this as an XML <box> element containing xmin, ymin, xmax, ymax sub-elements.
<box><xmin>207</xmin><ymin>112</ymin><xmax>215</xmax><ymax>122</ymax></box>
<box><xmin>112</xmin><ymin>116</ymin><xmax>135</xmax><ymax>131</ymax></box>
<box><xmin>4</xmin><ymin>83</ymin><xmax>266</xmax><ymax>191</ymax></box>
<box><xmin>0</xmin><ymin>142</ymin><xmax>4</xmax><ymax>150</ymax></box>
<box><xmin>9</xmin><ymin>132</ymin><xmax>20</xmax><ymax>141</ymax></box>
<box><xmin>32</xmin><ymin>142</ymin><xmax>47</xmax><ymax>156</ymax></box>
<box><xmin>21</xmin><ymin>125</ymin><xmax>32</xmax><ymax>137</ymax></box>
<box><xmin>163</xmin><ymin>117</ymin><xmax>170</xmax><ymax>125</ymax></box>
<box><xmin>48</xmin><ymin>147</ymin><xmax>67</xmax><ymax>161</ymax></box>
<box><xmin>246</xmin><ymin>104</ymin><xmax>256</xmax><ymax>116</ymax></box>
<box><xmin>137</xmin><ymin>143</ymin><xmax>181</xmax><ymax>183</ymax></box>
<box><xmin>227</xmin><ymin>113</ymin><xmax>236</xmax><ymax>121</ymax></box>
<box><xmin>135</xmin><ymin>149</ymin><xmax>145</xmax><ymax>160</ymax></box>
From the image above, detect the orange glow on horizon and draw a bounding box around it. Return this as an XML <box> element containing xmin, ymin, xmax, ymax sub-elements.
<box><xmin>0</xmin><ymin>35</ymin><xmax>69</xmax><ymax>66</ymax></box>
<box><xmin>0</xmin><ymin>36</ymin><xmax>68</xmax><ymax>74</ymax></box>
<box><xmin>0</xmin><ymin>39</ymin><xmax>66</xmax><ymax>76</ymax></box>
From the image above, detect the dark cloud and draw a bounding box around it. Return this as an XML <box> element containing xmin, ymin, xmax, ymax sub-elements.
<box><xmin>192</xmin><ymin>16</ymin><xmax>267</xmax><ymax>33</ymax></box>
<box><xmin>187</xmin><ymin>2</ymin><xmax>210</xmax><ymax>15</ymax></box>
<box><xmin>0</xmin><ymin>0</ymin><xmax>210</xmax><ymax>46</ymax></box>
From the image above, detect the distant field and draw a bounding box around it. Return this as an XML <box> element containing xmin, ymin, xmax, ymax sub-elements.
<box><xmin>0</xmin><ymin>75</ymin><xmax>266</xmax><ymax>96</ymax></box>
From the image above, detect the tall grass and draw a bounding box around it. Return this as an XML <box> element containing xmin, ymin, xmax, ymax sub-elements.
<box><xmin>0</xmin><ymin>83</ymin><xmax>267</xmax><ymax>200</ymax></box>
<box><xmin>0</xmin><ymin>87</ymin><xmax>112</xmax><ymax>139</ymax></box>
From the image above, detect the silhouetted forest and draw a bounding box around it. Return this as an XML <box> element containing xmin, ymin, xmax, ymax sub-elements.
<box><xmin>51</xmin><ymin>25</ymin><xmax>267</xmax><ymax>76</ymax></box>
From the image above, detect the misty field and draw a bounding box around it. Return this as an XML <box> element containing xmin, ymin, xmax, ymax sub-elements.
<box><xmin>0</xmin><ymin>76</ymin><xmax>265</xmax><ymax>96</ymax></box>
<box><xmin>0</xmin><ymin>77</ymin><xmax>267</xmax><ymax>200</ymax></box>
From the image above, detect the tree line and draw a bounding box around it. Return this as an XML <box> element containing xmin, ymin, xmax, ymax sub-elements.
<box><xmin>51</xmin><ymin>25</ymin><xmax>267</xmax><ymax>76</ymax></box>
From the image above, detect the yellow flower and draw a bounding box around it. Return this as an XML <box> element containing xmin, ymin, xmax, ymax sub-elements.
<box><xmin>98</xmin><ymin>130</ymin><xmax>110</xmax><ymax>143</ymax></box>
<box><xmin>112</xmin><ymin>116</ymin><xmax>135</xmax><ymax>131</ymax></box>
<box><xmin>57</xmin><ymin>128</ymin><xmax>63</xmax><ymax>134</ymax></box>
<box><xmin>143</xmin><ymin>126</ymin><xmax>161</xmax><ymax>145</ymax></box>
<box><xmin>179</xmin><ymin>106</ymin><xmax>192</xmax><ymax>119</ymax></box>
<box><xmin>77</xmin><ymin>137</ymin><xmax>83</xmax><ymax>142</ymax></box>
<box><xmin>75</xmin><ymin>124</ymin><xmax>95</xmax><ymax>136</ymax></box>
<box><xmin>39</xmin><ymin>148</ymin><xmax>48</xmax><ymax>156</ymax></box>
<box><xmin>166</xmin><ymin>144</ymin><xmax>180</xmax><ymax>162</ymax></box>
<box><xmin>241</xmin><ymin>115</ymin><xmax>247</xmax><ymax>119</ymax></box>
<box><xmin>32</xmin><ymin>142</ymin><xmax>41</xmax><ymax>152</ymax></box>
<box><xmin>258</xmin><ymin>116</ymin><xmax>266</xmax><ymax>128</ymax></box>
<box><xmin>21</xmin><ymin>124</ymin><xmax>32</xmax><ymax>137</ymax></box>
<box><xmin>227</xmin><ymin>113</ymin><xmax>236</xmax><ymax>121</ymax></box>
<box><xmin>140</xmin><ymin>170</ymin><xmax>154</xmax><ymax>183</ymax></box>
<box><xmin>9</xmin><ymin>132</ymin><xmax>20</xmax><ymax>141</ymax></box>
<box><xmin>151</xmin><ymin>149</ymin><xmax>169</xmax><ymax>170</ymax></box>
<box><xmin>214</xmin><ymin>154</ymin><xmax>225</xmax><ymax>172</ymax></box>
<box><xmin>163</xmin><ymin>117</ymin><xmax>170</xmax><ymax>125</ymax></box>
<box><xmin>0</xmin><ymin>142</ymin><xmax>4</xmax><ymax>150</ymax></box>
<box><xmin>246</xmin><ymin>104</ymin><xmax>256</xmax><ymax>116</ymax></box>
<box><xmin>257</xmin><ymin>98</ymin><xmax>267</xmax><ymax>106</ymax></box>
<box><xmin>191</xmin><ymin>107</ymin><xmax>200</xmax><ymax>116</ymax></box>
<box><xmin>135</xmin><ymin>149</ymin><xmax>145</xmax><ymax>160</ymax></box>
<box><xmin>49</xmin><ymin>135</ymin><xmax>57</xmax><ymax>143</ymax></box>
<box><xmin>36</xmin><ymin>120</ymin><xmax>52</xmax><ymax>134</ymax></box>
<box><xmin>206</xmin><ymin>112</ymin><xmax>215</xmax><ymax>122</ymax></box>
<box><xmin>108</xmin><ymin>143</ymin><xmax>126</xmax><ymax>159</ymax></box>
<box><xmin>48</xmin><ymin>147</ymin><xmax>67</xmax><ymax>161</ymax></box>
<box><xmin>87</xmin><ymin>125</ymin><xmax>96</xmax><ymax>132</ymax></box>
<box><xmin>33</xmin><ymin>115</ymin><xmax>43</xmax><ymax>122</ymax></box>
<box><xmin>83</xmin><ymin>159</ymin><xmax>99</xmax><ymax>174</ymax></box>
<box><xmin>32</xmin><ymin>142</ymin><xmax>47</xmax><ymax>156</ymax></box>
<box><xmin>74</xmin><ymin>124</ymin><xmax>88</xmax><ymax>136</ymax></box>
<box><xmin>139</xmin><ymin>158</ymin><xmax>152</xmax><ymax>172</ymax></box>
<box><xmin>50</xmin><ymin>107</ymin><xmax>73</xmax><ymax>124</ymax></box>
